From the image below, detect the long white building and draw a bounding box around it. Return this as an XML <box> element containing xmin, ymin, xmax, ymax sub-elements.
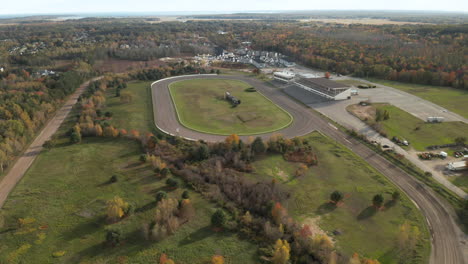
<box><xmin>293</xmin><ymin>77</ymin><xmax>352</xmax><ymax>100</ymax></box>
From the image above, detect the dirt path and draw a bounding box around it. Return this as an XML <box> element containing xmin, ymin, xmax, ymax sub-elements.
<box><xmin>0</xmin><ymin>77</ymin><xmax>101</xmax><ymax>208</ymax></box>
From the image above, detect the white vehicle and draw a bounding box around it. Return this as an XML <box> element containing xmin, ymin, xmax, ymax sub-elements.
<box><xmin>447</xmin><ymin>161</ymin><xmax>467</xmax><ymax>171</ymax></box>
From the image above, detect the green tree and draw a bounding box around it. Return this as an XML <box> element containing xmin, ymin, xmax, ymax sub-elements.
<box><xmin>156</xmin><ymin>191</ymin><xmax>168</xmax><ymax>202</ymax></box>
<box><xmin>251</xmin><ymin>137</ymin><xmax>266</xmax><ymax>155</ymax></box>
<box><xmin>455</xmin><ymin>137</ymin><xmax>466</xmax><ymax>146</ymax></box>
<box><xmin>330</xmin><ymin>191</ymin><xmax>343</xmax><ymax>204</ymax></box>
<box><xmin>182</xmin><ymin>190</ymin><xmax>190</xmax><ymax>199</ymax></box>
<box><xmin>160</xmin><ymin>167</ymin><xmax>170</xmax><ymax>177</ymax></box>
<box><xmin>70</xmin><ymin>131</ymin><xmax>81</xmax><ymax>144</ymax></box>
<box><xmin>211</xmin><ymin>209</ymin><xmax>227</xmax><ymax>227</ymax></box>
<box><xmin>197</xmin><ymin>144</ymin><xmax>210</xmax><ymax>161</ymax></box>
<box><xmin>105</xmin><ymin>228</ymin><xmax>121</xmax><ymax>246</ymax></box>
<box><xmin>372</xmin><ymin>194</ymin><xmax>384</xmax><ymax>208</ymax></box>
<box><xmin>392</xmin><ymin>191</ymin><xmax>401</xmax><ymax>201</ymax></box>
<box><xmin>166</xmin><ymin>178</ymin><xmax>179</xmax><ymax>189</ymax></box>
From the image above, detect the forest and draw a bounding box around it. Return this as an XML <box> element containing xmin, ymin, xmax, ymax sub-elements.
<box><xmin>0</xmin><ymin>19</ymin><xmax>466</xmax><ymax>90</ymax></box>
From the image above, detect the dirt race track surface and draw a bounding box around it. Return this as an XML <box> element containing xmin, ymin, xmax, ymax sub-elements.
<box><xmin>152</xmin><ymin>74</ymin><xmax>320</xmax><ymax>141</ymax></box>
<box><xmin>152</xmin><ymin>74</ymin><xmax>467</xmax><ymax>264</ymax></box>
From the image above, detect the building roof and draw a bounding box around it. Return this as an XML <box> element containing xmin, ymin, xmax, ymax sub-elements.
<box><xmin>299</xmin><ymin>77</ymin><xmax>349</xmax><ymax>90</ymax></box>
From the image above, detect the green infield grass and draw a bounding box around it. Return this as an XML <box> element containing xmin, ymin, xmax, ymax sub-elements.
<box><xmin>169</xmin><ymin>78</ymin><xmax>292</xmax><ymax>135</ymax></box>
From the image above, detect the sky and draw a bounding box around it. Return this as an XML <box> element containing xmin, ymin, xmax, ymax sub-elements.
<box><xmin>0</xmin><ymin>0</ymin><xmax>467</xmax><ymax>15</ymax></box>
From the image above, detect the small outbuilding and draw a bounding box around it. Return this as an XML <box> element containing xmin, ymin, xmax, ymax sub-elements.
<box><xmin>447</xmin><ymin>161</ymin><xmax>468</xmax><ymax>171</ymax></box>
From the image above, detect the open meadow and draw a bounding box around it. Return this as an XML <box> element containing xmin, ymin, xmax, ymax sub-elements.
<box><xmin>247</xmin><ymin>132</ymin><xmax>430</xmax><ymax>263</ymax></box>
<box><xmin>347</xmin><ymin>103</ymin><xmax>468</xmax><ymax>151</ymax></box>
<box><xmin>169</xmin><ymin>79</ymin><xmax>292</xmax><ymax>135</ymax></box>
<box><xmin>105</xmin><ymin>81</ymin><xmax>155</xmax><ymax>133</ymax></box>
<box><xmin>0</xmin><ymin>138</ymin><xmax>258</xmax><ymax>263</ymax></box>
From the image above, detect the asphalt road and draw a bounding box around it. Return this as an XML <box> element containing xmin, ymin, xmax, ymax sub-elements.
<box><xmin>0</xmin><ymin>77</ymin><xmax>102</xmax><ymax>208</ymax></box>
<box><xmin>152</xmin><ymin>74</ymin><xmax>467</xmax><ymax>264</ymax></box>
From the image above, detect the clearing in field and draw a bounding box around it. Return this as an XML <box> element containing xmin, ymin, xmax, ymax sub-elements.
<box><xmin>347</xmin><ymin>103</ymin><xmax>468</xmax><ymax>151</ymax></box>
<box><xmin>367</xmin><ymin>78</ymin><xmax>468</xmax><ymax>119</ymax></box>
<box><xmin>0</xmin><ymin>139</ymin><xmax>258</xmax><ymax>263</ymax></box>
<box><xmin>169</xmin><ymin>79</ymin><xmax>292</xmax><ymax>135</ymax></box>
<box><xmin>246</xmin><ymin>132</ymin><xmax>430</xmax><ymax>263</ymax></box>
<box><xmin>105</xmin><ymin>81</ymin><xmax>154</xmax><ymax>133</ymax></box>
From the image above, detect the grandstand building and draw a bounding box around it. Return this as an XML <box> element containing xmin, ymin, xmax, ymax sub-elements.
<box><xmin>293</xmin><ymin>77</ymin><xmax>351</xmax><ymax>100</ymax></box>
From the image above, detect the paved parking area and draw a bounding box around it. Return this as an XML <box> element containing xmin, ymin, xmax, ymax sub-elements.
<box><xmin>358</xmin><ymin>87</ymin><xmax>467</xmax><ymax>123</ymax></box>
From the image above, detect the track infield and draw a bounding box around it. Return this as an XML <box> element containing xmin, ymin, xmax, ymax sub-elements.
<box><xmin>168</xmin><ymin>78</ymin><xmax>293</xmax><ymax>135</ymax></box>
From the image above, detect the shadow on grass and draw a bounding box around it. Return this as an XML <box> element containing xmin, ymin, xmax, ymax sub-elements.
<box><xmin>357</xmin><ymin>206</ymin><xmax>377</xmax><ymax>220</ymax></box>
<box><xmin>384</xmin><ymin>199</ymin><xmax>397</xmax><ymax>209</ymax></box>
<box><xmin>315</xmin><ymin>202</ymin><xmax>337</xmax><ymax>215</ymax></box>
<box><xmin>62</xmin><ymin>216</ymin><xmax>105</xmax><ymax>241</ymax></box>
<box><xmin>75</xmin><ymin>229</ymin><xmax>152</xmax><ymax>261</ymax></box>
<box><xmin>135</xmin><ymin>201</ymin><xmax>157</xmax><ymax>213</ymax></box>
<box><xmin>178</xmin><ymin>226</ymin><xmax>226</xmax><ymax>246</ymax></box>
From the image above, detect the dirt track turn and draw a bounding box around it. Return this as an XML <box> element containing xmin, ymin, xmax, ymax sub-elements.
<box><xmin>152</xmin><ymin>74</ymin><xmax>467</xmax><ymax>264</ymax></box>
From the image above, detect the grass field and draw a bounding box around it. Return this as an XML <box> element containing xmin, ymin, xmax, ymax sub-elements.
<box><xmin>348</xmin><ymin>103</ymin><xmax>468</xmax><ymax>151</ymax></box>
<box><xmin>450</xmin><ymin>171</ymin><xmax>468</xmax><ymax>193</ymax></box>
<box><xmin>247</xmin><ymin>132</ymin><xmax>430</xmax><ymax>263</ymax></box>
<box><xmin>366</xmin><ymin>78</ymin><xmax>468</xmax><ymax>119</ymax></box>
<box><xmin>105</xmin><ymin>81</ymin><xmax>155</xmax><ymax>133</ymax></box>
<box><xmin>0</xmin><ymin>139</ymin><xmax>258</xmax><ymax>263</ymax></box>
<box><xmin>169</xmin><ymin>79</ymin><xmax>292</xmax><ymax>135</ymax></box>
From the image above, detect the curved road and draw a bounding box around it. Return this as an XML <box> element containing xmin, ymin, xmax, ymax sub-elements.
<box><xmin>152</xmin><ymin>74</ymin><xmax>467</xmax><ymax>264</ymax></box>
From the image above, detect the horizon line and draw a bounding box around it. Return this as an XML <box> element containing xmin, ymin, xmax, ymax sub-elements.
<box><xmin>1</xmin><ymin>9</ymin><xmax>467</xmax><ymax>17</ymax></box>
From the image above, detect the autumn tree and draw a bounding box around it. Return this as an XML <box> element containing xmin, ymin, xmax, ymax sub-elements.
<box><xmin>106</xmin><ymin>196</ymin><xmax>129</xmax><ymax>223</ymax></box>
<box><xmin>295</xmin><ymin>164</ymin><xmax>308</xmax><ymax>178</ymax></box>
<box><xmin>211</xmin><ymin>255</ymin><xmax>225</xmax><ymax>264</ymax></box>
<box><xmin>0</xmin><ymin>150</ymin><xmax>7</xmax><ymax>172</ymax></box>
<box><xmin>310</xmin><ymin>234</ymin><xmax>334</xmax><ymax>262</ymax></box>
<box><xmin>271</xmin><ymin>202</ymin><xmax>287</xmax><ymax>225</ymax></box>
<box><xmin>148</xmin><ymin>155</ymin><xmax>167</xmax><ymax>172</ymax></box>
<box><xmin>271</xmin><ymin>239</ymin><xmax>290</xmax><ymax>264</ymax></box>
<box><xmin>178</xmin><ymin>199</ymin><xmax>195</xmax><ymax>222</ymax></box>
<box><xmin>397</xmin><ymin>222</ymin><xmax>421</xmax><ymax>257</ymax></box>
<box><xmin>225</xmin><ymin>134</ymin><xmax>240</xmax><ymax>146</ymax></box>
<box><xmin>348</xmin><ymin>253</ymin><xmax>361</xmax><ymax>264</ymax></box>
<box><xmin>241</xmin><ymin>211</ymin><xmax>253</xmax><ymax>226</ymax></box>
<box><xmin>159</xmin><ymin>253</ymin><xmax>175</xmax><ymax>264</ymax></box>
